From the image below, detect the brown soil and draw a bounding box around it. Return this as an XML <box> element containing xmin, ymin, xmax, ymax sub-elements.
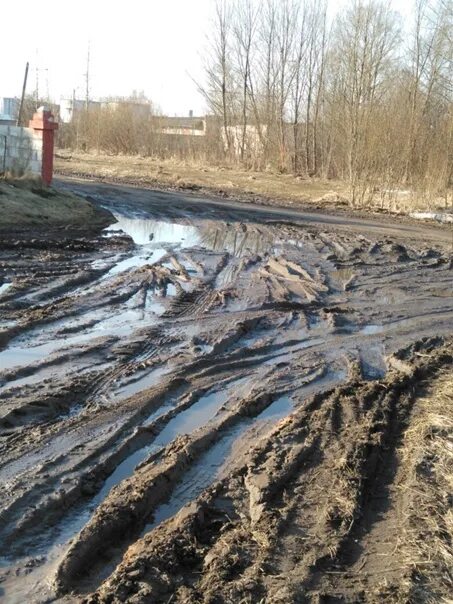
<box><xmin>0</xmin><ymin>179</ymin><xmax>451</xmax><ymax>603</ymax></box>
<box><xmin>83</xmin><ymin>342</ymin><xmax>453</xmax><ymax>604</ymax></box>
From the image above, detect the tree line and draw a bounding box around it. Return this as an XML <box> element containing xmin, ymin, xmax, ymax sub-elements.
<box><xmin>58</xmin><ymin>0</ymin><xmax>452</xmax><ymax>207</ymax></box>
<box><xmin>200</xmin><ymin>0</ymin><xmax>452</xmax><ymax>205</ymax></box>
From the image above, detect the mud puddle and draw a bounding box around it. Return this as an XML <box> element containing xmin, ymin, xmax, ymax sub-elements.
<box><xmin>97</xmin><ymin>215</ymin><xmax>201</xmax><ymax>279</ymax></box>
<box><xmin>145</xmin><ymin>377</ymin><xmax>251</xmax><ymax>450</ymax></box>
<box><xmin>0</xmin><ymin>294</ymin><xmax>164</xmax><ymax>377</ymax></box>
<box><xmin>93</xmin><ymin>380</ymin><xmax>251</xmax><ymax>505</ymax></box>
<box><xmin>142</xmin><ymin>394</ymin><xmax>294</xmax><ymax>534</ymax></box>
<box><xmin>107</xmin><ymin>214</ymin><xmax>201</xmax><ymax>247</ymax></box>
<box><xmin>110</xmin><ymin>365</ymin><xmax>172</xmax><ymax>400</ymax></box>
<box><xmin>1</xmin><ymin>379</ymin><xmax>250</xmax><ymax>577</ymax></box>
<box><xmin>1</xmin><ymin>180</ymin><xmax>452</xmax><ymax>603</ymax></box>
<box><xmin>143</xmin><ymin>422</ymin><xmax>250</xmax><ymax>532</ymax></box>
<box><xmin>0</xmin><ymin>321</ymin><xmax>122</xmax><ymax>373</ymax></box>
<box><xmin>0</xmin><ymin>358</ymin><xmax>109</xmax><ymax>394</ymax></box>
<box><xmin>0</xmin><ymin>283</ymin><xmax>12</xmax><ymax>297</ymax></box>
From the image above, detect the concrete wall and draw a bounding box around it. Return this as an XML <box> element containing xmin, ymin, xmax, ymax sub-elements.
<box><xmin>159</xmin><ymin>126</ymin><xmax>206</xmax><ymax>137</ymax></box>
<box><xmin>0</xmin><ymin>125</ymin><xmax>42</xmax><ymax>176</ymax></box>
<box><xmin>223</xmin><ymin>124</ymin><xmax>267</xmax><ymax>157</ymax></box>
<box><xmin>60</xmin><ymin>99</ymin><xmax>100</xmax><ymax>123</ymax></box>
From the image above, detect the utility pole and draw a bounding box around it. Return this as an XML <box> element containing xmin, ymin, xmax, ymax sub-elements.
<box><xmin>45</xmin><ymin>69</ymin><xmax>49</xmax><ymax>101</ymax></box>
<box><xmin>35</xmin><ymin>48</ymin><xmax>39</xmax><ymax>108</ymax></box>
<box><xmin>72</xmin><ymin>88</ymin><xmax>76</xmax><ymax>120</ymax></box>
<box><xmin>73</xmin><ymin>88</ymin><xmax>80</xmax><ymax>150</ymax></box>
<box><xmin>85</xmin><ymin>41</ymin><xmax>90</xmax><ymax>112</ymax></box>
<box><xmin>34</xmin><ymin>50</ymin><xmax>49</xmax><ymax>109</ymax></box>
<box><xmin>17</xmin><ymin>62</ymin><xmax>29</xmax><ymax>127</ymax></box>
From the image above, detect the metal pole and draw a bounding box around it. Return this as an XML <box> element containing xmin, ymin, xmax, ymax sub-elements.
<box><xmin>85</xmin><ymin>42</ymin><xmax>90</xmax><ymax>111</ymax></box>
<box><xmin>17</xmin><ymin>62</ymin><xmax>29</xmax><ymax>126</ymax></box>
<box><xmin>1</xmin><ymin>135</ymin><xmax>7</xmax><ymax>174</ymax></box>
<box><xmin>35</xmin><ymin>48</ymin><xmax>39</xmax><ymax>108</ymax></box>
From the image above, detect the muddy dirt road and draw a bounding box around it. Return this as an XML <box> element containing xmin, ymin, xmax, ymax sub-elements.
<box><xmin>0</xmin><ymin>180</ymin><xmax>451</xmax><ymax>603</ymax></box>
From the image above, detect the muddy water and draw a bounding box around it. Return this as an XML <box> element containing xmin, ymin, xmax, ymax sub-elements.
<box><xmin>0</xmin><ymin>379</ymin><xmax>248</xmax><ymax>568</ymax></box>
<box><xmin>97</xmin><ymin>377</ymin><xmax>251</xmax><ymax>506</ymax></box>
<box><xmin>7</xmin><ymin>368</ymin><xmax>258</xmax><ymax>580</ymax></box>
<box><xmin>0</xmin><ymin>315</ymin><xmax>146</xmax><ymax>378</ymax></box>
<box><xmin>111</xmin><ymin>365</ymin><xmax>171</xmax><ymax>400</ymax></box>
<box><xmin>0</xmin><ymin>216</ymin><xmax>203</xmax><ymax>375</ymax></box>
<box><xmin>142</xmin><ymin>394</ymin><xmax>294</xmax><ymax>534</ymax></box>
<box><xmin>0</xmin><ymin>283</ymin><xmax>12</xmax><ymax>297</ymax></box>
<box><xmin>100</xmin><ymin>217</ymin><xmax>200</xmax><ymax>280</ymax></box>
<box><xmin>1</xmin><ymin>182</ymin><xmax>452</xmax><ymax>603</ymax></box>
<box><xmin>107</xmin><ymin>215</ymin><xmax>201</xmax><ymax>247</ymax></box>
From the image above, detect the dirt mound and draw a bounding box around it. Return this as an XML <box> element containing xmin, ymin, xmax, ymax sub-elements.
<box><xmin>0</xmin><ymin>178</ymin><xmax>114</xmax><ymax>232</ymax></box>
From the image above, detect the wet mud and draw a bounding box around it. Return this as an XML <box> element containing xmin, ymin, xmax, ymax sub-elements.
<box><xmin>0</xmin><ymin>180</ymin><xmax>452</xmax><ymax>603</ymax></box>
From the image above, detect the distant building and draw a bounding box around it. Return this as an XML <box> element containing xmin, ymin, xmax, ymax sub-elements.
<box><xmin>157</xmin><ymin>115</ymin><xmax>207</xmax><ymax>137</ymax></box>
<box><xmin>60</xmin><ymin>98</ymin><xmax>101</xmax><ymax>123</ymax></box>
<box><xmin>0</xmin><ymin>97</ymin><xmax>19</xmax><ymax>125</ymax></box>
<box><xmin>100</xmin><ymin>100</ymin><xmax>151</xmax><ymax>120</ymax></box>
<box><xmin>60</xmin><ymin>98</ymin><xmax>151</xmax><ymax>123</ymax></box>
<box><xmin>223</xmin><ymin>124</ymin><xmax>267</xmax><ymax>156</ymax></box>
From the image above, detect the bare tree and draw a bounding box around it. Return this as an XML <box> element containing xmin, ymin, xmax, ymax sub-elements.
<box><xmin>330</xmin><ymin>0</ymin><xmax>400</xmax><ymax>204</ymax></box>
<box><xmin>65</xmin><ymin>0</ymin><xmax>452</xmax><ymax>211</ymax></box>
<box><xmin>274</xmin><ymin>0</ymin><xmax>298</xmax><ymax>170</ymax></box>
<box><xmin>197</xmin><ymin>0</ymin><xmax>234</xmax><ymax>157</ymax></box>
<box><xmin>233</xmin><ymin>0</ymin><xmax>259</xmax><ymax>162</ymax></box>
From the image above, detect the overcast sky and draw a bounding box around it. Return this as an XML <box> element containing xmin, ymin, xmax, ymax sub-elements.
<box><xmin>1</xmin><ymin>0</ymin><xmax>413</xmax><ymax>116</ymax></box>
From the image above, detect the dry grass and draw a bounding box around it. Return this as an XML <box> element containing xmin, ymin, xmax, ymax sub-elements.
<box><xmin>398</xmin><ymin>374</ymin><xmax>453</xmax><ymax>603</ymax></box>
<box><xmin>323</xmin><ymin>456</ymin><xmax>359</xmax><ymax>527</ymax></box>
<box><xmin>55</xmin><ymin>152</ymin><xmax>349</xmax><ymax>206</ymax></box>
<box><xmin>55</xmin><ymin>151</ymin><xmax>451</xmax><ymax>214</ymax></box>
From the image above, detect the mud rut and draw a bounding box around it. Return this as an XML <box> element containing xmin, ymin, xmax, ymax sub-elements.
<box><xmin>0</xmin><ymin>183</ymin><xmax>452</xmax><ymax>603</ymax></box>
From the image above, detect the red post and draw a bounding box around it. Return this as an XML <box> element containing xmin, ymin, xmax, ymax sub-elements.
<box><xmin>29</xmin><ymin>107</ymin><xmax>58</xmax><ymax>186</ymax></box>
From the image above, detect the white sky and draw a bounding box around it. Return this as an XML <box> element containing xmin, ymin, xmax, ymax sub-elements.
<box><xmin>1</xmin><ymin>0</ymin><xmax>413</xmax><ymax>116</ymax></box>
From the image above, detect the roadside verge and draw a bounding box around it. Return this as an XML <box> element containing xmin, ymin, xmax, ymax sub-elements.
<box><xmin>0</xmin><ymin>177</ymin><xmax>114</xmax><ymax>233</ymax></box>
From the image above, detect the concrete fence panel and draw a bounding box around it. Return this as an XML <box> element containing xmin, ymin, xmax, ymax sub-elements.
<box><xmin>0</xmin><ymin>107</ymin><xmax>58</xmax><ymax>185</ymax></box>
<box><xmin>0</xmin><ymin>125</ymin><xmax>42</xmax><ymax>176</ymax></box>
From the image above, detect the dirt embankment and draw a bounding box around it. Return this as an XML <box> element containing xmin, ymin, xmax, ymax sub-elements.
<box><xmin>54</xmin><ymin>152</ymin><xmax>348</xmax><ymax>210</ymax></box>
<box><xmin>0</xmin><ymin>178</ymin><xmax>114</xmax><ymax>232</ymax></box>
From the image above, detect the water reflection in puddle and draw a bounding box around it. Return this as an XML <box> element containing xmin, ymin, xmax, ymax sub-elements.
<box><xmin>257</xmin><ymin>394</ymin><xmax>293</xmax><ymax>421</ymax></box>
<box><xmin>105</xmin><ymin>215</ymin><xmax>275</xmax><ymax>258</ymax></box>
<box><xmin>9</xmin><ymin>377</ymin><xmax>252</xmax><ymax>564</ymax></box>
<box><xmin>104</xmin><ymin>248</ymin><xmax>166</xmax><ymax>278</ymax></box>
<box><xmin>107</xmin><ymin>216</ymin><xmax>200</xmax><ymax>247</ymax></box>
<box><xmin>0</xmin><ymin>340</ymin><xmax>73</xmax><ymax>372</ymax></box>
<box><xmin>360</xmin><ymin>324</ymin><xmax>384</xmax><ymax>335</ymax></box>
<box><xmin>0</xmin><ymin>283</ymin><xmax>12</xmax><ymax>296</ymax></box>
<box><xmin>100</xmin><ymin>216</ymin><xmax>201</xmax><ymax>281</ymax></box>
<box><xmin>142</xmin><ymin>394</ymin><xmax>293</xmax><ymax>533</ymax></box>
<box><xmin>199</xmin><ymin>228</ymin><xmax>273</xmax><ymax>257</ymax></box>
